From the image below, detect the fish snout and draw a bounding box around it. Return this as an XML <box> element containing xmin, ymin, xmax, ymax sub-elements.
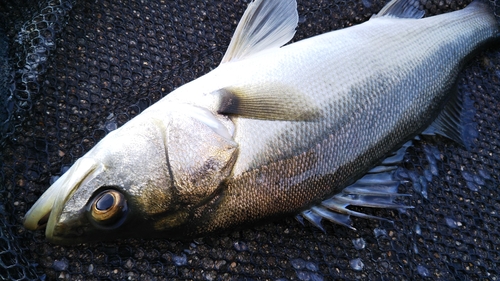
<box><xmin>23</xmin><ymin>158</ymin><xmax>101</xmax><ymax>238</ymax></box>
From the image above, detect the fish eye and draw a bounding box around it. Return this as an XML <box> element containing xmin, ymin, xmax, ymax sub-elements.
<box><xmin>87</xmin><ymin>189</ymin><xmax>128</xmax><ymax>228</ymax></box>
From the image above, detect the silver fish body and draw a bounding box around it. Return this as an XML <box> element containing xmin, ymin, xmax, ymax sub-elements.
<box><xmin>24</xmin><ymin>0</ymin><xmax>499</xmax><ymax>244</ymax></box>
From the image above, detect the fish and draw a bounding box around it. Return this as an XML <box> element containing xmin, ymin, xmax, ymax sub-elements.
<box><xmin>23</xmin><ymin>0</ymin><xmax>499</xmax><ymax>244</ymax></box>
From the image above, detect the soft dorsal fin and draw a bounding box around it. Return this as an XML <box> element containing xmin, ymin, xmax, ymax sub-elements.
<box><xmin>372</xmin><ymin>0</ymin><xmax>425</xmax><ymax>19</ymax></box>
<box><xmin>220</xmin><ymin>0</ymin><xmax>299</xmax><ymax>64</ymax></box>
<box><xmin>422</xmin><ymin>92</ymin><xmax>475</xmax><ymax>150</ymax></box>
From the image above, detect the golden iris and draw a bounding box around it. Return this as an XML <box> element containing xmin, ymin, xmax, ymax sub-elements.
<box><xmin>89</xmin><ymin>190</ymin><xmax>127</xmax><ymax>226</ymax></box>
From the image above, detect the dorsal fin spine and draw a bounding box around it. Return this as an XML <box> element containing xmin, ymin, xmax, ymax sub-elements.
<box><xmin>221</xmin><ymin>0</ymin><xmax>298</xmax><ymax>63</ymax></box>
<box><xmin>372</xmin><ymin>0</ymin><xmax>425</xmax><ymax>19</ymax></box>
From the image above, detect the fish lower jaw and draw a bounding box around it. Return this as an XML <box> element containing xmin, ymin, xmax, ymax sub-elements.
<box><xmin>35</xmin><ymin>212</ymin><xmax>50</xmax><ymax>230</ymax></box>
<box><xmin>23</xmin><ymin>205</ymin><xmax>52</xmax><ymax>231</ymax></box>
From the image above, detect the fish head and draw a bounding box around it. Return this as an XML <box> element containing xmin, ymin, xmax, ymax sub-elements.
<box><xmin>24</xmin><ymin>105</ymin><xmax>238</xmax><ymax>244</ymax></box>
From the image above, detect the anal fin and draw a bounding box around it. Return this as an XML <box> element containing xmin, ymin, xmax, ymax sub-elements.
<box><xmin>298</xmin><ymin>141</ymin><xmax>413</xmax><ymax>231</ymax></box>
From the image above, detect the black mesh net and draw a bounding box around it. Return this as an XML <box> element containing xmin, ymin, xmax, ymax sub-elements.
<box><xmin>1</xmin><ymin>0</ymin><xmax>499</xmax><ymax>280</ymax></box>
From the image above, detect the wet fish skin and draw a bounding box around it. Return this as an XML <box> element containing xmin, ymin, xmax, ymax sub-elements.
<box><xmin>23</xmin><ymin>0</ymin><xmax>499</xmax><ymax>244</ymax></box>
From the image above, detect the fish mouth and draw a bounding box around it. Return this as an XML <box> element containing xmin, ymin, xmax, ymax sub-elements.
<box><xmin>23</xmin><ymin>158</ymin><xmax>101</xmax><ymax>240</ymax></box>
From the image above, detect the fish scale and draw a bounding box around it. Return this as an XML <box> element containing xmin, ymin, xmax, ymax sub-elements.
<box><xmin>167</xmin><ymin>4</ymin><xmax>495</xmax><ymax>177</ymax></box>
<box><xmin>23</xmin><ymin>0</ymin><xmax>499</xmax><ymax>243</ymax></box>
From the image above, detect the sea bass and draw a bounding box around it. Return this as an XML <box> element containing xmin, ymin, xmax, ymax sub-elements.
<box><xmin>24</xmin><ymin>0</ymin><xmax>498</xmax><ymax>244</ymax></box>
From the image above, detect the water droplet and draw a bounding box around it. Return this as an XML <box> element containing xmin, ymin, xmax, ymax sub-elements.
<box><xmin>350</xmin><ymin>258</ymin><xmax>364</xmax><ymax>271</ymax></box>
<box><xmin>409</xmin><ymin>171</ymin><xmax>425</xmax><ymax>195</ymax></box>
<box><xmin>203</xmin><ymin>271</ymin><xmax>216</xmax><ymax>281</ymax></box>
<box><xmin>291</xmin><ymin>258</ymin><xmax>306</xmax><ymax>270</ymax></box>
<box><xmin>306</xmin><ymin>261</ymin><xmax>319</xmax><ymax>272</ymax></box>
<box><xmin>362</xmin><ymin>0</ymin><xmax>372</xmax><ymax>7</ymax></box>
<box><xmin>413</xmin><ymin>182</ymin><xmax>422</xmax><ymax>193</ymax></box>
<box><xmin>233</xmin><ymin>241</ymin><xmax>248</xmax><ymax>252</ymax></box>
<box><xmin>419</xmin><ymin>176</ymin><xmax>428</xmax><ymax>199</ymax></box>
<box><xmin>374</xmin><ymin>228</ymin><xmax>387</xmax><ymax>238</ymax></box>
<box><xmin>409</xmin><ymin>171</ymin><xmax>419</xmax><ymax>183</ymax></box>
<box><xmin>424</xmin><ymin>147</ymin><xmax>438</xmax><ymax>176</ymax></box>
<box><xmin>296</xmin><ymin>271</ymin><xmax>310</xmax><ymax>281</ymax></box>
<box><xmin>50</xmin><ymin>175</ymin><xmax>60</xmax><ymax>185</ymax></box>
<box><xmin>462</xmin><ymin>171</ymin><xmax>479</xmax><ymax>191</ymax></box>
<box><xmin>61</xmin><ymin>165</ymin><xmax>71</xmax><ymax>174</ymax></box>
<box><xmin>309</xmin><ymin>273</ymin><xmax>324</xmax><ymax>281</ymax></box>
<box><xmin>478</xmin><ymin>169</ymin><xmax>491</xmax><ymax>180</ymax></box>
<box><xmin>352</xmin><ymin>238</ymin><xmax>366</xmax><ymax>250</ymax></box>
<box><xmin>105</xmin><ymin>113</ymin><xmax>117</xmax><ymax>132</ymax></box>
<box><xmin>297</xmin><ymin>271</ymin><xmax>324</xmax><ymax>281</ymax></box>
<box><xmin>395</xmin><ymin>168</ymin><xmax>409</xmax><ymax>180</ymax></box>
<box><xmin>423</xmin><ymin>169</ymin><xmax>433</xmax><ymax>182</ymax></box>
<box><xmin>124</xmin><ymin>259</ymin><xmax>134</xmax><ymax>269</ymax></box>
<box><xmin>461</xmin><ymin>171</ymin><xmax>474</xmax><ymax>182</ymax></box>
<box><xmin>445</xmin><ymin>217</ymin><xmax>462</xmax><ymax>228</ymax></box>
<box><xmin>473</xmin><ymin>174</ymin><xmax>485</xmax><ymax>186</ymax></box>
<box><xmin>430</xmin><ymin>146</ymin><xmax>441</xmax><ymax>161</ymax></box>
<box><xmin>415</xmin><ymin>224</ymin><xmax>421</xmax><ymax>235</ymax></box>
<box><xmin>430</xmin><ymin>164</ymin><xmax>439</xmax><ymax>177</ymax></box>
<box><xmin>172</xmin><ymin>253</ymin><xmax>187</xmax><ymax>266</ymax></box>
<box><xmin>461</xmin><ymin>95</ymin><xmax>478</xmax><ymax>148</ymax></box>
<box><xmin>193</xmin><ymin>238</ymin><xmax>204</xmax><ymax>245</ymax></box>
<box><xmin>53</xmin><ymin>259</ymin><xmax>68</xmax><ymax>271</ymax></box>
<box><xmin>417</xmin><ymin>265</ymin><xmax>430</xmax><ymax>277</ymax></box>
<box><xmin>214</xmin><ymin>260</ymin><xmax>226</xmax><ymax>270</ymax></box>
<box><xmin>183</xmin><ymin>248</ymin><xmax>194</xmax><ymax>255</ymax></box>
<box><xmin>466</xmin><ymin>181</ymin><xmax>478</xmax><ymax>192</ymax></box>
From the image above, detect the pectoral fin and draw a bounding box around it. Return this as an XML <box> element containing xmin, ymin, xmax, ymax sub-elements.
<box><xmin>213</xmin><ymin>84</ymin><xmax>321</xmax><ymax>121</ymax></box>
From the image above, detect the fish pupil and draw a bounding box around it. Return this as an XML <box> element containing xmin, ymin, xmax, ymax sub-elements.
<box><xmin>96</xmin><ymin>193</ymin><xmax>114</xmax><ymax>211</ymax></box>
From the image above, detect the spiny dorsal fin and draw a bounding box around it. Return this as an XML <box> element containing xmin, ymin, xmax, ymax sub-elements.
<box><xmin>213</xmin><ymin>84</ymin><xmax>321</xmax><ymax>121</ymax></box>
<box><xmin>220</xmin><ymin>0</ymin><xmax>298</xmax><ymax>64</ymax></box>
<box><xmin>372</xmin><ymin>0</ymin><xmax>425</xmax><ymax>19</ymax></box>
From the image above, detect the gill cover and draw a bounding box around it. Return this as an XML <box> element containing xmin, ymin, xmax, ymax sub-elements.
<box><xmin>165</xmin><ymin>105</ymin><xmax>238</xmax><ymax>205</ymax></box>
<box><xmin>24</xmin><ymin>102</ymin><xmax>239</xmax><ymax>243</ymax></box>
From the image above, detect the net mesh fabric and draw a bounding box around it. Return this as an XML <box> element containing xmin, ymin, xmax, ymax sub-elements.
<box><xmin>0</xmin><ymin>0</ymin><xmax>499</xmax><ymax>280</ymax></box>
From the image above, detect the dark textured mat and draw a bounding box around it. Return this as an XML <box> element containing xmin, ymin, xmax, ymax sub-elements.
<box><xmin>1</xmin><ymin>0</ymin><xmax>499</xmax><ymax>280</ymax></box>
